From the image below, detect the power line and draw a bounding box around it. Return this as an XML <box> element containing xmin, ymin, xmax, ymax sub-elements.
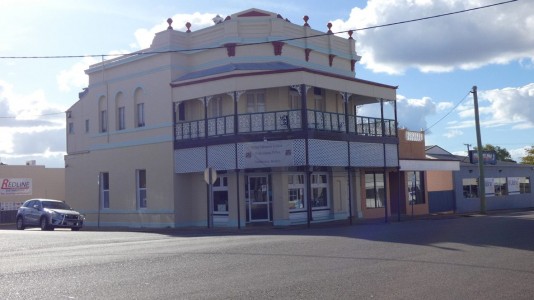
<box><xmin>424</xmin><ymin>90</ymin><xmax>472</xmax><ymax>133</ymax></box>
<box><xmin>0</xmin><ymin>0</ymin><xmax>518</xmax><ymax>119</ymax></box>
<box><xmin>0</xmin><ymin>0</ymin><xmax>517</xmax><ymax>60</ymax></box>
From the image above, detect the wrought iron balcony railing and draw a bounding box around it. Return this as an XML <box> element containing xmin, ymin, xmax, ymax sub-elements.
<box><xmin>175</xmin><ymin>109</ymin><xmax>396</xmax><ymax>140</ymax></box>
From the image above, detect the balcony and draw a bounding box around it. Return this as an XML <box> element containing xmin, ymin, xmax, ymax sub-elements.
<box><xmin>175</xmin><ymin>109</ymin><xmax>396</xmax><ymax>141</ymax></box>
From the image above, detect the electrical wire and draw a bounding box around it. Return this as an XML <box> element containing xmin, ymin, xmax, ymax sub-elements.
<box><xmin>0</xmin><ymin>0</ymin><xmax>517</xmax><ymax>60</ymax></box>
<box><xmin>423</xmin><ymin>90</ymin><xmax>472</xmax><ymax>133</ymax></box>
<box><xmin>0</xmin><ymin>0</ymin><xmax>519</xmax><ymax>119</ymax></box>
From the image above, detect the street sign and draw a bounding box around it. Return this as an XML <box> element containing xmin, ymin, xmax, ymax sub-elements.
<box><xmin>204</xmin><ymin>167</ymin><xmax>217</xmax><ymax>185</ymax></box>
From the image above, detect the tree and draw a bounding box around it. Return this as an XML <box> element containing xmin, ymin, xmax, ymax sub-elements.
<box><xmin>474</xmin><ymin>144</ymin><xmax>515</xmax><ymax>163</ymax></box>
<box><xmin>521</xmin><ymin>146</ymin><xmax>534</xmax><ymax>165</ymax></box>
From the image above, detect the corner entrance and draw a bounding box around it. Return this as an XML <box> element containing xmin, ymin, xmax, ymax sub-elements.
<box><xmin>245</xmin><ymin>175</ymin><xmax>271</xmax><ymax>222</ymax></box>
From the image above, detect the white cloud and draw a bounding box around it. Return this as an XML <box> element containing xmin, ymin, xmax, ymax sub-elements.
<box><xmin>510</xmin><ymin>146</ymin><xmax>529</xmax><ymax>163</ymax></box>
<box><xmin>443</xmin><ymin>129</ymin><xmax>463</xmax><ymax>138</ymax></box>
<box><xmin>479</xmin><ymin>83</ymin><xmax>534</xmax><ymax>129</ymax></box>
<box><xmin>0</xmin><ymin>80</ymin><xmax>65</xmax><ymax>164</ymax></box>
<box><xmin>57</xmin><ymin>56</ymin><xmax>99</xmax><ymax>92</ymax></box>
<box><xmin>330</xmin><ymin>0</ymin><xmax>534</xmax><ymax>74</ymax></box>
<box><xmin>437</xmin><ymin>102</ymin><xmax>454</xmax><ymax>111</ymax></box>
<box><xmin>134</xmin><ymin>12</ymin><xmax>218</xmax><ymax>49</ymax></box>
<box><xmin>396</xmin><ymin>94</ymin><xmax>437</xmax><ymax>131</ymax></box>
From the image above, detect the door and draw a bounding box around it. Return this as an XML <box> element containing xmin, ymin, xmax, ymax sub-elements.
<box><xmin>246</xmin><ymin>175</ymin><xmax>270</xmax><ymax>222</ymax></box>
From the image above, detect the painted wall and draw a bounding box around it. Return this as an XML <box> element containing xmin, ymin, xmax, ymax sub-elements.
<box><xmin>0</xmin><ymin>165</ymin><xmax>65</xmax><ymax>209</ymax></box>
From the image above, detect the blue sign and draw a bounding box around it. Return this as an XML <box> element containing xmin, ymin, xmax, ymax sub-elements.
<box><xmin>469</xmin><ymin>150</ymin><xmax>497</xmax><ymax>165</ymax></box>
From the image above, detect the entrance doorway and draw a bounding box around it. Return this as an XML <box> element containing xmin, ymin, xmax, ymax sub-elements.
<box><xmin>246</xmin><ymin>175</ymin><xmax>271</xmax><ymax>222</ymax></box>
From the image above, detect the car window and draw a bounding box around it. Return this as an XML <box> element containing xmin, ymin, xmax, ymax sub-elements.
<box><xmin>41</xmin><ymin>201</ymin><xmax>71</xmax><ymax>210</ymax></box>
<box><xmin>23</xmin><ymin>201</ymin><xmax>32</xmax><ymax>207</ymax></box>
<box><xmin>26</xmin><ymin>200</ymin><xmax>36</xmax><ymax>208</ymax></box>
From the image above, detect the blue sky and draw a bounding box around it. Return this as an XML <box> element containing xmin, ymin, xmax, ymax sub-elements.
<box><xmin>1</xmin><ymin>0</ymin><xmax>533</xmax><ymax>167</ymax></box>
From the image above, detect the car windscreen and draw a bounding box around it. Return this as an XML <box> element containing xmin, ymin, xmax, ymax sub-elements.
<box><xmin>42</xmin><ymin>201</ymin><xmax>71</xmax><ymax>210</ymax></box>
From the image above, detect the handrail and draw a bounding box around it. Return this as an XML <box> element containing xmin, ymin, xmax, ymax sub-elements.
<box><xmin>176</xmin><ymin>109</ymin><xmax>396</xmax><ymax>140</ymax></box>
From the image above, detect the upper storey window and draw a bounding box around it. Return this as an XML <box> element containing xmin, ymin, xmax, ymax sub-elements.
<box><xmin>136</xmin><ymin>103</ymin><xmax>145</xmax><ymax>127</ymax></box>
<box><xmin>134</xmin><ymin>88</ymin><xmax>145</xmax><ymax>128</ymax></box>
<box><xmin>208</xmin><ymin>96</ymin><xmax>224</xmax><ymax>118</ymax></box>
<box><xmin>313</xmin><ymin>87</ymin><xmax>325</xmax><ymax>111</ymax></box>
<box><xmin>289</xmin><ymin>88</ymin><xmax>300</xmax><ymax>110</ymax></box>
<box><xmin>246</xmin><ymin>90</ymin><xmax>265</xmax><ymax>113</ymax></box>
<box><xmin>100</xmin><ymin>110</ymin><xmax>108</xmax><ymax>133</ymax></box>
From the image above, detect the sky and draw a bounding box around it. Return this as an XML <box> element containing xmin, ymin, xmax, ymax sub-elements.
<box><xmin>0</xmin><ymin>0</ymin><xmax>533</xmax><ymax>167</ymax></box>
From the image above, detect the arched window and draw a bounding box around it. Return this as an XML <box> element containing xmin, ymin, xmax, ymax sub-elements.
<box><xmin>98</xmin><ymin>96</ymin><xmax>108</xmax><ymax>133</ymax></box>
<box><xmin>134</xmin><ymin>88</ymin><xmax>145</xmax><ymax>127</ymax></box>
<box><xmin>115</xmin><ymin>92</ymin><xmax>125</xmax><ymax>130</ymax></box>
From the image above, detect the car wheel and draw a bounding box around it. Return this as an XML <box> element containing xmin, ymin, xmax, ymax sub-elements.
<box><xmin>40</xmin><ymin>217</ymin><xmax>52</xmax><ymax>231</ymax></box>
<box><xmin>16</xmin><ymin>217</ymin><xmax>25</xmax><ymax>230</ymax></box>
<box><xmin>71</xmin><ymin>227</ymin><xmax>81</xmax><ymax>231</ymax></box>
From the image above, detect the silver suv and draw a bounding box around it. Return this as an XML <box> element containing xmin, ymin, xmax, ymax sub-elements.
<box><xmin>16</xmin><ymin>199</ymin><xmax>84</xmax><ymax>231</ymax></box>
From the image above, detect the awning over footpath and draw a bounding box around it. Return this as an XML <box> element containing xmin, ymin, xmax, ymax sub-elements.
<box><xmin>400</xmin><ymin>159</ymin><xmax>460</xmax><ymax>171</ymax></box>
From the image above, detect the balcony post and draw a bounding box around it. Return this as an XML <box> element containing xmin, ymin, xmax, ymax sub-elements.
<box><xmin>344</xmin><ymin>92</ymin><xmax>353</xmax><ymax>225</ymax></box>
<box><xmin>380</xmin><ymin>98</ymin><xmax>385</xmax><ymax>137</ymax></box>
<box><xmin>394</xmin><ymin>98</ymin><xmax>398</xmax><ymax>137</ymax></box>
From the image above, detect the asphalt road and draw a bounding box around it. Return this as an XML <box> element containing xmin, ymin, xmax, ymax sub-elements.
<box><xmin>1</xmin><ymin>211</ymin><xmax>534</xmax><ymax>300</ymax></box>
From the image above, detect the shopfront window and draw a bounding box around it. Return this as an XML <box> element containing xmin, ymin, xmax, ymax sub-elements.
<box><xmin>288</xmin><ymin>174</ymin><xmax>305</xmax><ymax>211</ymax></box>
<box><xmin>520</xmin><ymin>177</ymin><xmax>531</xmax><ymax>194</ymax></box>
<box><xmin>213</xmin><ymin>176</ymin><xmax>228</xmax><ymax>214</ymax></box>
<box><xmin>494</xmin><ymin>177</ymin><xmax>507</xmax><ymax>196</ymax></box>
<box><xmin>407</xmin><ymin>171</ymin><xmax>425</xmax><ymax>204</ymax></box>
<box><xmin>311</xmin><ymin>173</ymin><xmax>329</xmax><ymax>208</ymax></box>
<box><xmin>366</xmin><ymin>172</ymin><xmax>384</xmax><ymax>208</ymax></box>
<box><xmin>463</xmin><ymin>178</ymin><xmax>478</xmax><ymax>198</ymax></box>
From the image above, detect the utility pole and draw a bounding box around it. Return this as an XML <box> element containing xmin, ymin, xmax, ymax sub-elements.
<box><xmin>464</xmin><ymin>143</ymin><xmax>471</xmax><ymax>153</ymax></box>
<box><xmin>472</xmin><ymin>86</ymin><xmax>486</xmax><ymax>214</ymax></box>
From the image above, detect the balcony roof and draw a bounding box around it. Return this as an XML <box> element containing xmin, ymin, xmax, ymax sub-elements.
<box><xmin>174</xmin><ymin>62</ymin><xmax>298</xmax><ymax>82</ymax></box>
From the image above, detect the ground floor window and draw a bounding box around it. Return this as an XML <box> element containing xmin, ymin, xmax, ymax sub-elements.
<box><xmin>463</xmin><ymin>178</ymin><xmax>478</xmax><ymax>198</ymax></box>
<box><xmin>213</xmin><ymin>175</ymin><xmax>228</xmax><ymax>214</ymax></box>
<box><xmin>100</xmin><ymin>172</ymin><xmax>109</xmax><ymax>209</ymax></box>
<box><xmin>407</xmin><ymin>171</ymin><xmax>425</xmax><ymax>204</ymax></box>
<box><xmin>288</xmin><ymin>174</ymin><xmax>305</xmax><ymax>211</ymax></box>
<box><xmin>519</xmin><ymin>177</ymin><xmax>531</xmax><ymax>194</ymax></box>
<box><xmin>494</xmin><ymin>177</ymin><xmax>507</xmax><ymax>196</ymax></box>
<box><xmin>366</xmin><ymin>172</ymin><xmax>385</xmax><ymax>208</ymax></box>
<box><xmin>311</xmin><ymin>173</ymin><xmax>329</xmax><ymax>209</ymax></box>
<box><xmin>137</xmin><ymin>169</ymin><xmax>147</xmax><ymax>208</ymax></box>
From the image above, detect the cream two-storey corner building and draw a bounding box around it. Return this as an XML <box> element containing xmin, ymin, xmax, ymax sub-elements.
<box><xmin>65</xmin><ymin>8</ymin><xmax>400</xmax><ymax>228</ymax></box>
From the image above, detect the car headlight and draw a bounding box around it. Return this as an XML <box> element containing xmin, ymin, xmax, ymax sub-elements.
<box><xmin>78</xmin><ymin>214</ymin><xmax>85</xmax><ymax>220</ymax></box>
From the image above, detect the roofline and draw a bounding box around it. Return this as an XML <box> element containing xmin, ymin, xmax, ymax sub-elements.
<box><xmin>170</xmin><ymin>67</ymin><xmax>398</xmax><ymax>90</ymax></box>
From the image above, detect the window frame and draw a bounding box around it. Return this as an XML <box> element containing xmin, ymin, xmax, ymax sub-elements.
<box><xmin>311</xmin><ymin>173</ymin><xmax>329</xmax><ymax>209</ymax></box>
<box><xmin>100</xmin><ymin>109</ymin><xmax>108</xmax><ymax>133</ymax></box>
<box><xmin>246</xmin><ymin>90</ymin><xmax>266</xmax><ymax>113</ymax></box>
<box><xmin>117</xmin><ymin>106</ymin><xmax>125</xmax><ymax>130</ymax></box>
<box><xmin>407</xmin><ymin>171</ymin><xmax>425</xmax><ymax>205</ymax></box>
<box><xmin>100</xmin><ymin>172</ymin><xmax>110</xmax><ymax>209</ymax></box>
<box><xmin>288</xmin><ymin>174</ymin><xmax>306</xmax><ymax>211</ymax></box>
<box><xmin>136</xmin><ymin>103</ymin><xmax>145</xmax><ymax>127</ymax></box>
<box><xmin>212</xmin><ymin>175</ymin><xmax>229</xmax><ymax>215</ymax></box>
<box><xmin>365</xmin><ymin>172</ymin><xmax>385</xmax><ymax>208</ymax></box>
<box><xmin>136</xmin><ymin>169</ymin><xmax>147</xmax><ymax>209</ymax></box>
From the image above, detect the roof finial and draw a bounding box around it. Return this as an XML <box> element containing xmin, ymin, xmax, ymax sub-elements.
<box><xmin>167</xmin><ymin>18</ymin><xmax>173</xmax><ymax>30</ymax></box>
<box><xmin>327</xmin><ymin>22</ymin><xmax>332</xmax><ymax>34</ymax></box>
<box><xmin>185</xmin><ymin>22</ymin><xmax>191</xmax><ymax>33</ymax></box>
<box><xmin>303</xmin><ymin>15</ymin><xmax>310</xmax><ymax>27</ymax></box>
